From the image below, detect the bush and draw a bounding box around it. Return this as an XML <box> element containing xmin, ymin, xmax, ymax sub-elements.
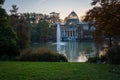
<box><xmin>106</xmin><ymin>45</ymin><xmax>120</xmax><ymax>64</ymax></box>
<box><xmin>87</xmin><ymin>57</ymin><xmax>100</xmax><ymax>63</ymax></box>
<box><xmin>58</xmin><ymin>54</ymin><xmax>68</xmax><ymax>62</ymax></box>
<box><xmin>99</xmin><ymin>55</ymin><xmax>107</xmax><ymax>63</ymax></box>
<box><xmin>19</xmin><ymin>48</ymin><xmax>68</xmax><ymax>62</ymax></box>
<box><xmin>0</xmin><ymin>45</ymin><xmax>20</xmax><ymax>61</ymax></box>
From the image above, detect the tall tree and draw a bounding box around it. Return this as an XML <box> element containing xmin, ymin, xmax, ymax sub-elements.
<box><xmin>0</xmin><ymin>0</ymin><xmax>19</xmax><ymax>57</ymax></box>
<box><xmin>9</xmin><ymin>5</ymin><xmax>30</xmax><ymax>49</ymax></box>
<box><xmin>83</xmin><ymin>0</ymin><xmax>120</xmax><ymax>51</ymax></box>
<box><xmin>35</xmin><ymin>20</ymin><xmax>50</xmax><ymax>42</ymax></box>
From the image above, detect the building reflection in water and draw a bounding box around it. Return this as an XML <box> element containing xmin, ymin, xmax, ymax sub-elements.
<box><xmin>31</xmin><ymin>41</ymin><xmax>94</xmax><ymax>62</ymax></box>
<box><xmin>59</xmin><ymin>41</ymin><xmax>94</xmax><ymax>62</ymax></box>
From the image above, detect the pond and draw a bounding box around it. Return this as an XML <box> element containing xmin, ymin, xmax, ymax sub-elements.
<box><xmin>31</xmin><ymin>41</ymin><xmax>95</xmax><ymax>62</ymax></box>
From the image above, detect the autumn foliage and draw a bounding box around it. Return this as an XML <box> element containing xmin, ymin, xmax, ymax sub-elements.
<box><xmin>83</xmin><ymin>0</ymin><xmax>120</xmax><ymax>54</ymax></box>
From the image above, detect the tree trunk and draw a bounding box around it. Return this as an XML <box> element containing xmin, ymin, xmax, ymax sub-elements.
<box><xmin>109</xmin><ymin>36</ymin><xmax>112</xmax><ymax>47</ymax></box>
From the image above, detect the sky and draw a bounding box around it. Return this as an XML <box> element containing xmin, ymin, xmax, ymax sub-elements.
<box><xmin>2</xmin><ymin>0</ymin><xmax>93</xmax><ymax>20</ymax></box>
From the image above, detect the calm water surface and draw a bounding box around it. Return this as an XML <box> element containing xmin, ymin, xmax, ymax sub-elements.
<box><xmin>31</xmin><ymin>41</ymin><xmax>95</xmax><ymax>62</ymax></box>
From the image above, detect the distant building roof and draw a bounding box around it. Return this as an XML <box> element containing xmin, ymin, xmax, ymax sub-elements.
<box><xmin>67</xmin><ymin>11</ymin><xmax>79</xmax><ymax>19</ymax></box>
<box><xmin>64</xmin><ymin>11</ymin><xmax>79</xmax><ymax>26</ymax></box>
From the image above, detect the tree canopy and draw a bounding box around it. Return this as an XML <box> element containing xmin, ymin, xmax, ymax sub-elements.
<box><xmin>84</xmin><ymin>0</ymin><xmax>120</xmax><ymax>36</ymax></box>
<box><xmin>9</xmin><ymin>5</ymin><xmax>30</xmax><ymax>49</ymax></box>
<box><xmin>83</xmin><ymin>0</ymin><xmax>120</xmax><ymax>48</ymax></box>
<box><xmin>82</xmin><ymin>0</ymin><xmax>120</xmax><ymax>54</ymax></box>
<box><xmin>0</xmin><ymin>0</ymin><xmax>4</xmax><ymax>5</ymax></box>
<box><xmin>0</xmin><ymin>0</ymin><xmax>19</xmax><ymax>57</ymax></box>
<box><xmin>35</xmin><ymin>20</ymin><xmax>51</xmax><ymax>42</ymax></box>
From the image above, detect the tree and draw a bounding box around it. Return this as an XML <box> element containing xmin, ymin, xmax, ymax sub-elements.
<box><xmin>0</xmin><ymin>0</ymin><xmax>4</xmax><ymax>5</ymax></box>
<box><xmin>83</xmin><ymin>0</ymin><xmax>120</xmax><ymax>53</ymax></box>
<box><xmin>9</xmin><ymin>5</ymin><xmax>30</xmax><ymax>49</ymax></box>
<box><xmin>35</xmin><ymin>20</ymin><xmax>51</xmax><ymax>42</ymax></box>
<box><xmin>0</xmin><ymin>0</ymin><xmax>19</xmax><ymax>58</ymax></box>
<box><xmin>106</xmin><ymin>44</ymin><xmax>120</xmax><ymax>64</ymax></box>
<box><xmin>16</xmin><ymin>16</ymin><xmax>30</xmax><ymax>49</ymax></box>
<box><xmin>49</xmin><ymin>12</ymin><xmax>60</xmax><ymax>23</ymax></box>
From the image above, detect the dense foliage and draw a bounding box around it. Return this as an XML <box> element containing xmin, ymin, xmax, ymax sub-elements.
<box><xmin>0</xmin><ymin>0</ymin><xmax>4</xmax><ymax>5</ymax></box>
<box><xmin>106</xmin><ymin>45</ymin><xmax>120</xmax><ymax>64</ymax></box>
<box><xmin>21</xmin><ymin>12</ymin><xmax>60</xmax><ymax>43</ymax></box>
<box><xmin>83</xmin><ymin>0</ymin><xmax>120</xmax><ymax>53</ymax></box>
<box><xmin>84</xmin><ymin>0</ymin><xmax>120</xmax><ymax>36</ymax></box>
<box><xmin>9</xmin><ymin>5</ymin><xmax>30</xmax><ymax>49</ymax></box>
<box><xmin>19</xmin><ymin>48</ymin><xmax>67</xmax><ymax>62</ymax></box>
<box><xmin>87</xmin><ymin>57</ymin><xmax>100</xmax><ymax>63</ymax></box>
<box><xmin>33</xmin><ymin>20</ymin><xmax>51</xmax><ymax>42</ymax></box>
<box><xmin>0</xmin><ymin>1</ymin><xmax>19</xmax><ymax>59</ymax></box>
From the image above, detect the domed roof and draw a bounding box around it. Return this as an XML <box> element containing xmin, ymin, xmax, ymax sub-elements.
<box><xmin>68</xmin><ymin>11</ymin><xmax>79</xmax><ymax>19</ymax></box>
<box><xmin>64</xmin><ymin>11</ymin><xmax>79</xmax><ymax>26</ymax></box>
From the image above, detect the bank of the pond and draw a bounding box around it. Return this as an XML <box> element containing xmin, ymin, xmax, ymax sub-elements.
<box><xmin>0</xmin><ymin>62</ymin><xmax>120</xmax><ymax>80</ymax></box>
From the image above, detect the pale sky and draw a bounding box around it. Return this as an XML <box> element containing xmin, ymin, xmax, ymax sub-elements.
<box><xmin>3</xmin><ymin>0</ymin><xmax>93</xmax><ymax>20</ymax></box>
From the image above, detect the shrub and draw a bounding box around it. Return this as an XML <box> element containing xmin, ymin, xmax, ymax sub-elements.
<box><xmin>19</xmin><ymin>48</ymin><xmax>68</xmax><ymax>62</ymax></box>
<box><xmin>0</xmin><ymin>47</ymin><xmax>20</xmax><ymax>61</ymax></box>
<box><xmin>99</xmin><ymin>55</ymin><xmax>107</xmax><ymax>63</ymax></box>
<box><xmin>87</xmin><ymin>57</ymin><xmax>100</xmax><ymax>63</ymax></box>
<box><xmin>59</xmin><ymin>54</ymin><xmax>68</xmax><ymax>62</ymax></box>
<box><xmin>106</xmin><ymin>45</ymin><xmax>120</xmax><ymax>64</ymax></box>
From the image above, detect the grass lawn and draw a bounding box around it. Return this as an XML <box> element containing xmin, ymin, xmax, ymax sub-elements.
<box><xmin>0</xmin><ymin>62</ymin><xmax>120</xmax><ymax>80</ymax></box>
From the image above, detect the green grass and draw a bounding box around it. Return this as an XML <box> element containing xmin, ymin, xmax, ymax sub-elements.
<box><xmin>0</xmin><ymin>62</ymin><xmax>120</xmax><ymax>80</ymax></box>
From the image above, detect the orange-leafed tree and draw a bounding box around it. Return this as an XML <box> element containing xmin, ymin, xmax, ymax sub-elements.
<box><xmin>83</xmin><ymin>0</ymin><xmax>120</xmax><ymax>54</ymax></box>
